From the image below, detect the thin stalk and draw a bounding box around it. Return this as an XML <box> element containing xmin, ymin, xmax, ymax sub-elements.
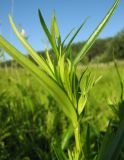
<box><xmin>73</xmin><ymin>122</ymin><xmax>81</xmax><ymax>155</ymax></box>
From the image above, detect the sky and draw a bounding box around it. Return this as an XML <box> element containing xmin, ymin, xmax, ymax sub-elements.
<box><xmin>0</xmin><ymin>0</ymin><xmax>124</xmax><ymax>58</ymax></box>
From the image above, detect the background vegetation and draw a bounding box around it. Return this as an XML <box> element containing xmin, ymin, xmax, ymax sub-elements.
<box><xmin>0</xmin><ymin>60</ymin><xmax>124</xmax><ymax>159</ymax></box>
<box><xmin>0</xmin><ymin>28</ymin><xmax>124</xmax><ymax>160</ymax></box>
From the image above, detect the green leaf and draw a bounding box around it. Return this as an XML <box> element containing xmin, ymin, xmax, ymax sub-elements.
<box><xmin>74</xmin><ymin>0</ymin><xmax>120</xmax><ymax>65</ymax></box>
<box><xmin>98</xmin><ymin>120</ymin><xmax>124</xmax><ymax>160</ymax></box>
<box><xmin>93</xmin><ymin>75</ymin><xmax>102</xmax><ymax>86</ymax></box>
<box><xmin>50</xmin><ymin>13</ymin><xmax>61</xmax><ymax>47</ymax></box>
<box><xmin>52</xmin><ymin>143</ymin><xmax>68</xmax><ymax>160</ymax></box>
<box><xmin>97</xmin><ymin>123</ymin><xmax>113</xmax><ymax>160</ymax></box>
<box><xmin>79</xmin><ymin>67</ymin><xmax>88</xmax><ymax>81</ymax></box>
<box><xmin>61</xmin><ymin>125</ymin><xmax>73</xmax><ymax>150</ymax></box>
<box><xmin>65</xmin><ymin>17</ymin><xmax>89</xmax><ymax>52</ymax></box>
<box><xmin>58</xmin><ymin>54</ymin><xmax>65</xmax><ymax>84</ymax></box>
<box><xmin>78</xmin><ymin>94</ymin><xmax>87</xmax><ymax>115</ymax></box>
<box><xmin>62</xmin><ymin>28</ymin><xmax>75</xmax><ymax>47</ymax></box>
<box><xmin>50</xmin><ymin>14</ymin><xmax>55</xmax><ymax>37</ymax></box>
<box><xmin>38</xmin><ymin>9</ymin><xmax>59</xmax><ymax>58</ymax></box>
<box><xmin>58</xmin><ymin>55</ymin><xmax>73</xmax><ymax>100</ymax></box>
<box><xmin>114</xmin><ymin>60</ymin><xmax>124</xmax><ymax>101</ymax></box>
<box><xmin>45</xmin><ymin>49</ymin><xmax>55</xmax><ymax>78</ymax></box>
<box><xmin>51</xmin><ymin>13</ymin><xmax>60</xmax><ymax>40</ymax></box>
<box><xmin>84</xmin><ymin>124</ymin><xmax>91</xmax><ymax>160</ymax></box>
<box><xmin>9</xmin><ymin>15</ymin><xmax>52</xmax><ymax>76</ymax></box>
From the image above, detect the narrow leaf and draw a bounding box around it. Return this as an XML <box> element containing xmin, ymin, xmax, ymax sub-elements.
<box><xmin>61</xmin><ymin>125</ymin><xmax>73</xmax><ymax>150</ymax></box>
<box><xmin>45</xmin><ymin>49</ymin><xmax>55</xmax><ymax>78</ymax></box>
<box><xmin>62</xmin><ymin>28</ymin><xmax>75</xmax><ymax>47</ymax></box>
<box><xmin>84</xmin><ymin>124</ymin><xmax>91</xmax><ymax>160</ymax></box>
<box><xmin>9</xmin><ymin>15</ymin><xmax>52</xmax><ymax>75</ymax></box>
<box><xmin>52</xmin><ymin>144</ymin><xmax>68</xmax><ymax>160</ymax></box>
<box><xmin>78</xmin><ymin>94</ymin><xmax>87</xmax><ymax>115</ymax></box>
<box><xmin>38</xmin><ymin>9</ymin><xmax>59</xmax><ymax>58</ymax></box>
<box><xmin>98</xmin><ymin>120</ymin><xmax>124</xmax><ymax>160</ymax></box>
<box><xmin>65</xmin><ymin>17</ymin><xmax>89</xmax><ymax>52</ymax></box>
<box><xmin>114</xmin><ymin>60</ymin><xmax>124</xmax><ymax>100</ymax></box>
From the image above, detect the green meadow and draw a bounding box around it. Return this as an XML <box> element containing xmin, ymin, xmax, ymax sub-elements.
<box><xmin>0</xmin><ymin>61</ymin><xmax>123</xmax><ymax>159</ymax></box>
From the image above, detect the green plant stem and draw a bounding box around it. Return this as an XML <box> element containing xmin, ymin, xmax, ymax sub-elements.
<box><xmin>73</xmin><ymin>121</ymin><xmax>81</xmax><ymax>155</ymax></box>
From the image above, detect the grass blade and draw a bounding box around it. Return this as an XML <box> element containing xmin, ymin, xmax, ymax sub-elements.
<box><xmin>62</xmin><ymin>28</ymin><xmax>75</xmax><ymax>47</ymax></box>
<box><xmin>38</xmin><ymin>9</ymin><xmax>59</xmax><ymax>58</ymax></box>
<box><xmin>61</xmin><ymin>125</ymin><xmax>73</xmax><ymax>150</ymax></box>
<box><xmin>84</xmin><ymin>124</ymin><xmax>91</xmax><ymax>160</ymax></box>
<box><xmin>9</xmin><ymin>15</ymin><xmax>52</xmax><ymax>75</ymax></box>
<box><xmin>114</xmin><ymin>60</ymin><xmax>124</xmax><ymax>101</ymax></box>
<box><xmin>52</xmin><ymin>144</ymin><xmax>68</xmax><ymax>160</ymax></box>
<box><xmin>98</xmin><ymin>120</ymin><xmax>124</xmax><ymax>160</ymax></box>
<box><xmin>50</xmin><ymin>14</ymin><xmax>61</xmax><ymax>42</ymax></box>
<box><xmin>65</xmin><ymin>17</ymin><xmax>89</xmax><ymax>52</ymax></box>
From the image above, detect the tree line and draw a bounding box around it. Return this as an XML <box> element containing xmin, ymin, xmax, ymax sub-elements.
<box><xmin>1</xmin><ymin>28</ymin><xmax>124</xmax><ymax>67</ymax></box>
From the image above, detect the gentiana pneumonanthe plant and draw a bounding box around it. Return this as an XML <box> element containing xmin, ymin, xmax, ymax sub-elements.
<box><xmin>0</xmin><ymin>0</ymin><xmax>120</xmax><ymax>159</ymax></box>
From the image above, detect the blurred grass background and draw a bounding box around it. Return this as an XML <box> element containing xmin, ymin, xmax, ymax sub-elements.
<box><xmin>0</xmin><ymin>61</ymin><xmax>124</xmax><ymax>159</ymax></box>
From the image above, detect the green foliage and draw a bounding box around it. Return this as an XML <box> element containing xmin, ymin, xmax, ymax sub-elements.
<box><xmin>97</xmin><ymin>61</ymin><xmax>124</xmax><ymax>160</ymax></box>
<box><xmin>107</xmin><ymin>31</ymin><xmax>124</xmax><ymax>60</ymax></box>
<box><xmin>0</xmin><ymin>61</ymin><xmax>124</xmax><ymax>159</ymax></box>
<box><xmin>0</xmin><ymin>70</ymin><xmax>67</xmax><ymax>159</ymax></box>
<box><xmin>0</xmin><ymin>0</ymin><xmax>121</xmax><ymax>159</ymax></box>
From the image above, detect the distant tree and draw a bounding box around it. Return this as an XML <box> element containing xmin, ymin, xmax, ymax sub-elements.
<box><xmin>117</xmin><ymin>28</ymin><xmax>124</xmax><ymax>37</ymax></box>
<box><xmin>87</xmin><ymin>38</ymin><xmax>110</xmax><ymax>61</ymax></box>
<box><xmin>107</xmin><ymin>29</ymin><xmax>124</xmax><ymax>59</ymax></box>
